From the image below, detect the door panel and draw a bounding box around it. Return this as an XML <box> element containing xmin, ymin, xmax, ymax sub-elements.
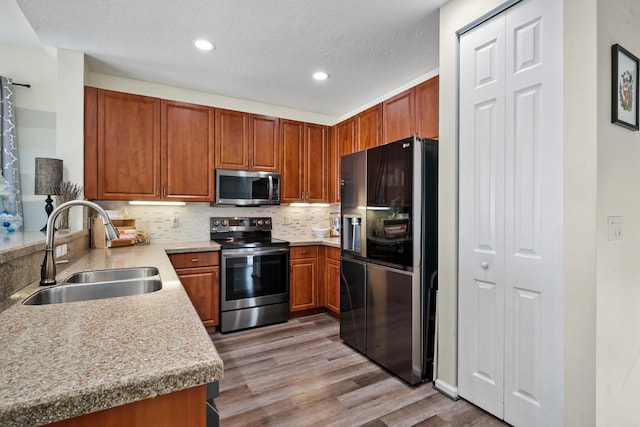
<box><xmin>503</xmin><ymin>0</ymin><xmax>563</xmax><ymax>425</ymax></box>
<box><xmin>458</xmin><ymin>10</ymin><xmax>506</xmax><ymax>419</ymax></box>
<box><xmin>340</xmin><ymin>257</ymin><xmax>366</xmax><ymax>354</ymax></box>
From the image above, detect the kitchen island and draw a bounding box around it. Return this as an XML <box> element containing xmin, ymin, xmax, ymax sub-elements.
<box><xmin>0</xmin><ymin>242</ymin><xmax>223</xmax><ymax>426</ymax></box>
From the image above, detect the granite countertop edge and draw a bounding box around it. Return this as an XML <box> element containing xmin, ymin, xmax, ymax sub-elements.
<box><xmin>0</xmin><ymin>243</ymin><xmax>224</xmax><ymax>427</ymax></box>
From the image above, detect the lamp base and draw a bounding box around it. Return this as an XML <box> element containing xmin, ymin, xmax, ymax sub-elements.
<box><xmin>40</xmin><ymin>195</ymin><xmax>55</xmax><ymax>232</ymax></box>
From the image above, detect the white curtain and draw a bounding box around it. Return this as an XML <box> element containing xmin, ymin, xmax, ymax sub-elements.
<box><xmin>0</xmin><ymin>76</ymin><xmax>23</xmax><ymax>228</ymax></box>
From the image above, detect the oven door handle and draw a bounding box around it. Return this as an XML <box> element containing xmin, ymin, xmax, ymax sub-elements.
<box><xmin>222</xmin><ymin>247</ymin><xmax>290</xmax><ymax>257</ymax></box>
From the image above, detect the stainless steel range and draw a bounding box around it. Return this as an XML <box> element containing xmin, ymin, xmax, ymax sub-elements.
<box><xmin>210</xmin><ymin>217</ymin><xmax>290</xmax><ymax>333</ymax></box>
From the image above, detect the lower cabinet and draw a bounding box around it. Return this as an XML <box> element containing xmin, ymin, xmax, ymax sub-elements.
<box><xmin>169</xmin><ymin>251</ymin><xmax>220</xmax><ymax>329</ymax></box>
<box><xmin>326</xmin><ymin>247</ymin><xmax>340</xmax><ymax>317</ymax></box>
<box><xmin>289</xmin><ymin>246</ymin><xmax>318</xmax><ymax>312</ymax></box>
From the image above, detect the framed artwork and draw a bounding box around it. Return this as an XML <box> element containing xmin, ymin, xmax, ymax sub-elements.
<box><xmin>612</xmin><ymin>44</ymin><xmax>639</xmax><ymax>131</ymax></box>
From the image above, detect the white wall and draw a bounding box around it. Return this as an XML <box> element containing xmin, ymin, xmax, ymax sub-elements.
<box><xmin>563</xmin><ymin>0</ymin><xmax>598</xmax><ymax>425</ymax></box>
<box><xmin>0</xmin><ymin>42</ymin><xmax>57</xmax><ymax>230</ymax></box>
<box><xmin>596</xmin><ymin>0</ymin><xmax>640</xmax><ymax>424</ymax></box>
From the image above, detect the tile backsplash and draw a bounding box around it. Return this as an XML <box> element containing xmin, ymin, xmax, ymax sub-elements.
<box><xmin>96</xmin><ymin>202</ymin><xmax>339</xmax><ymax>243</ymax></box>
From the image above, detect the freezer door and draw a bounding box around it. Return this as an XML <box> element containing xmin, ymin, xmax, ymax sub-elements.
<box><xmin>366</xmin><ymin>263</ymin><xmax>423</xmax><ymax>385</ymax></box>
<box><xmin>340</xmin><ymin>256</ymin><xmax>367</xmax><ymax>354</ymax></box>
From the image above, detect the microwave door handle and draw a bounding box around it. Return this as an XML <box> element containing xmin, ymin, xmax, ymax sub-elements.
<box><xmin>268</xmin><ymin>175</ymin><xmax>274</xmax><ymax>202</ymax></box>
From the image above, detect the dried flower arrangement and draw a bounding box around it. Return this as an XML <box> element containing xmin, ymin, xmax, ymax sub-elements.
<box><xmin>54</xmin><ymin>181</ymin><xmax>83</xmax><ymax>229</ymax></box>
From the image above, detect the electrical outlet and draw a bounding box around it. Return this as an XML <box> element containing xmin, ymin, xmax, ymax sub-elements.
<box><xmin>284</xmin><ymin>215</ymin><xmax>291</xmax><ymax>225</ymax></box>
<box><xmin>172</xmin><ymin>215</ymin><xmax>179</xmax><ymax>228</ymax></box>
<box><xmin>55</xmin><ymin>244</ymin><xmax>67</xmax><ymax>257</ymax></box>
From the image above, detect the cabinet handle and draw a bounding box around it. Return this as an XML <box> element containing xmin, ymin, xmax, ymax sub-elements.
<box><xmin>299</xmin><ymin>251</ymin><xmax>307</xmax><ymax>255</ymax></box>
<box><xmin>155</xmin><ymin>185</ymin><xmax>159</xmax><ymax>196</ymax></box>
<box><xmin>163</xmin><ymin>185</ymin><xmax>167</xmax><ymax>197</ymax></box>
<box><xmin>190</xmin><ymin>258</ymin><xmax>201</xmax><ymax>263</ymax></box>
<box><xmin>306</xmin><ymin>192</ymin><xmax>310</xmax><ymax>200</ymax></box>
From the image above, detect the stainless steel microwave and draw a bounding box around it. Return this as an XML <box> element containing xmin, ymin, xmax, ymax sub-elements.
<box><xmin>214</xmin><ymin>169</ymin><xmax>281</xmax><ymax>206</ymax></box>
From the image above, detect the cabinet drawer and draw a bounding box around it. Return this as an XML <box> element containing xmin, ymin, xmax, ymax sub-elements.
<box><xmin>169</xmin><ymin>251</ymin><xmax>220</xmax><ymax>268</ymax></box>
<box><xmin>327</xmin><ymin>246</ymin><xmax>340</xmax><ymax>261</ymax></box>
<box><xmin>290</xmin><ymin>246</ymin><xmax>318</xmax><ymax>259</ymax></box>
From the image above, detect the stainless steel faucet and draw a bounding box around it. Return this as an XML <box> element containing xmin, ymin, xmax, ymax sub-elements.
<box><xmin>40</xmin><ymin>200</ymin><xmax>120</xmax><ymax>286</ymax></box>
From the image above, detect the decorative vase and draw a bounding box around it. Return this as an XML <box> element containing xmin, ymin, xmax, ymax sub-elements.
<box><xmin>55</xmin><ymin>196</ymin><xmax>70</xmax><ymax>230</ymax></box>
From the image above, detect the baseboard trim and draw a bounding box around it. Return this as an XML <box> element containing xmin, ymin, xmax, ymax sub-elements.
<box><xmin>434</xmin><ymin>379</ymin><xmax>459</xmax><ymax>401</ymax></box>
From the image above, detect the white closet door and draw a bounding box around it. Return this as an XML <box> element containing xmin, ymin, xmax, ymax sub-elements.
<box><xmin>458</xmin><ymin>0</ymin><xmax>563</xmax><ymax>425</ymax></box>
<box><xmin>458</xmin><ymin>11</ymin><xmax>507</xmax><ymax>419</ymax></box>
<box><xmin>503</xmin><ymin>0</ymin><xmax>563</xmax><ymax>425</ymax></box>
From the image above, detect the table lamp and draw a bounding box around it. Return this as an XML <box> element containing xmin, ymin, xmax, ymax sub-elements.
<box><xmin>34</xmin><ymin>157</ymin><xmax>63</xmax><ymax>231</ymax></box>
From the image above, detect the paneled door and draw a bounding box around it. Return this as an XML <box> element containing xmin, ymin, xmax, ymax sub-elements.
<box><xmin>458</xmin><ymin>0</ymin><xmax>563</xmax><ymax>426</ymax></box>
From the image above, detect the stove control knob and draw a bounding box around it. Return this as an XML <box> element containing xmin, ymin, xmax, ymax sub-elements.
<box><xmin>221</xmin><ymin>219</ymin><xmax>228</xmax><ymax>226</ymax></box>
<box><xmin>212</xmin><ymin>219</ymin><xmax>220</xmax><ymax>226</ymax></box>
<box><xmin>257</xmin><ymin>219</ymin><xmax>264</xmax><ymax>226</ymax></box>
<box><xmin>265</xmin><ymin>219</ymin><xmax>271</xmax><ymax>226</ymax></box>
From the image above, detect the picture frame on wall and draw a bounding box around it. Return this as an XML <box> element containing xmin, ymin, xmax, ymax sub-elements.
<box><xmin>612</xmin><ymin>43</ymin><xmax>639</xmax><ymax>131</ymax></box>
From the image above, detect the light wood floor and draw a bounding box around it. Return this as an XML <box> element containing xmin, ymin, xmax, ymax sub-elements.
<box><xmin>210</xmin><ymin>313</ymin><xmax>508</xmax><ymax>427</ymax></box>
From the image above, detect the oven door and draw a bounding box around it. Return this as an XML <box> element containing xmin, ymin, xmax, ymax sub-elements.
<box><xmin>220</xmin><ymin>246</ymin><xmax>290</xmax><ymax>311</ymax></box>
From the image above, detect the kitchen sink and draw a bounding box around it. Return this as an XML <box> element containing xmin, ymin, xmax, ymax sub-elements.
<box><xmin>23</xmin><ymin>278</ymin><xmax>162</xmax><ymax>305</ymax></box>
<box><xmin>63</xmin><ymin>267</ymin><xmax>160</xmax><ymax>284</ymax></box>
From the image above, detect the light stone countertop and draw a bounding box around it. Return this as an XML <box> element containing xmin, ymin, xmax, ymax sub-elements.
<box><xmin>0</xmin><ymin>242</ymin><xmax>223</xmax><ymax>427</ymax></box>
<box><xmin>285</xmin><ymin>236</ymin><xmax>340</xmax><ymax>248</ymax></box>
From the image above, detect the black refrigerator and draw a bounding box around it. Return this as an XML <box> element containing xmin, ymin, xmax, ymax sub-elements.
<box><xmin>340</xmin><ymin>136</ymin><xmax>438</xmax><ymax>385</ymax></box>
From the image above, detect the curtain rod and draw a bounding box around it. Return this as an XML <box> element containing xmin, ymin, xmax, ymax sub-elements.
<box><xmin>11</xmin><ymin>82</ymin><xmax>31</xmax><ymax>88</ymax></box>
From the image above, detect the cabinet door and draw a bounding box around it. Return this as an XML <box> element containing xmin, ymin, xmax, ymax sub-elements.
<box><xmin>326</xmin><ymin>258</ymin><xmax>340</xmax><ymax>316</ymax></box>
<box><xmin>97</xmin><ymin>90</ymin><xmax>161</xmax><ymax>200</ymax></box>
<box><xmin>290</xmin><ymin>258</ymin><xmax>317</xmax><ymax>312</ymax></box>
<box><xmin>161</xmin><ymin>100</ymin><xmax>215</xmax><ymax>201</ymax></box>
<box><xmin>356</xmin><ymin>104</ymin><xmax>382</xmax><ymax>151</ymax></box>
<box><xmin>336</xmin><ymin>117</ymin><xmax>356</xmax><ymax>157</ymax></box>
<box><xmin>177</xmin><ymin>267</ymin><xmax>219</xmax><ymax>328</ymax></box>
<box><xmin>249</xmin><ymin>114</ymin><xmax>280</xmax><ymax>171</ymax></box>
<box><xmin>383</xmin><ymin>88</ymin><xmax>415</xmax><ymax>144</ymax></box>
<box><xmin>215</xmin><ymin>108</ymin><xmax>249</xmax><ymax>170</ymax></box>
<box><xmin>416</xmin><ymin>76</ymin><xmax>439</xmax><ymax>139</ymax></box>
<box><xmin>280</xmin><ymin>119</ymin><xmax>305</xmax><ymax>202</ymax></box>
<box><xmin>305</xmin><ymin>123</ymin><xmax>328</xmax><ymax>202</ymax></box>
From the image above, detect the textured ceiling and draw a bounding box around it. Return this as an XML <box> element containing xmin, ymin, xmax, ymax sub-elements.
<box><xmin>10</xmin><ymin>0</ymin><xmax>443</xmax><ymax>117</ymax></box>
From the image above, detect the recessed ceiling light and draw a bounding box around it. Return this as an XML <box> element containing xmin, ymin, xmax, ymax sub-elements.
<box><xmin>313</xmin><ymin>71</ymin><xmax>330</xmax><ymax>81</ymax></box>
<box><xmin>194</xmin><ymin>39</ymin><xmax>214</xmax><ymax>51</ymax></box>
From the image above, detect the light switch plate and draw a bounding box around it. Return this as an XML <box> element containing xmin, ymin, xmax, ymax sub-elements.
<box><xmin>608</xmin><ymin>216</ymin><xmax>623</xmax><ymax>241</ymax></box>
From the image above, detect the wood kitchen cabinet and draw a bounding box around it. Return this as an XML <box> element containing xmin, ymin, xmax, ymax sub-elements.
<box><xmin>328</xmin><ymin>117</ymin><xmax>357</xmax><ymax>204</ymax></box>
<box><xmin>84</xmin><ymin>88</ymin><xmax>215</xmax><ymax>201</ymax></box>
<box><xmin>416</xmin><ymin>75</ymin><xmax>439</xmax><ymax>139</ymax></box>
<box><xmin>86</xmin><ymin>88</ymin><xmax>161</xmax><ymax>200</ymax></box>
<box><xmin>289</xmin><ymin>246</ymin><xmax>318</xmax><ymax>312</ymax></box>
<box><xmin>169</xmin><ymin>251</ymin><xmax>220</xmax><ymax>329</ymax></box>
<box><xmin>162</xmin><ymin>100</ymin><xmax>215</xmax><ymax>201</ymax></box>
<box><xmin>280</xmin><ymin>120</ymin><xmax>328</xmax><ymax>203</ymax></box>
<box><xmin>325</xmin><ymin>246</ymin><xmax>341</xmax><ymax>317</ymax></box>
<box><xmin>356</xmin><ymin>104</ymin><xmax>382</xmax><ymax>151</ymax></box>
<box><xmin>383</xmin><ymin>87</ymin><xmax>416</xmax><ymax>144</ymax></box>
<box><xmin>215</xmin><ymin>109</ymin><xmax>279</xmax><ymax>171</ymax></box>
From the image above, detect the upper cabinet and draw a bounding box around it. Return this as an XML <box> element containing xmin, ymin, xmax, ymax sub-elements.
<box><xmin>356</xmin><ymin>104</ymin><xmax>382</xmax><ymax>151</ymax></box>
<box><xmin>84</xmin><ymin>88</ymin><xmax>214</xmax><ymax>201</ymax></box>
<box><xmin>383</xmin><ymin>87</ymin><xmax>416</xmax><ymax>144</ymax></box>
<box><xmin>215</xmin><ymin>109</ymin><xmax>279</xmax><ymax>171</ymax></box>
<box><xmin>280</xmin><ymin>119</ymin><xmax>328</xmax><ymax>203</ymax></box>
<box><xmin>416</xmin><ymin>76</ymin><xmax>439</xmax><ymax>139</ymax></box>
<box><xmin>381</xmin><ymin>75</ymin><xmax>439</xmax><ymax>144</ymax></box>
<box><xmin>161</xmin><ymin>100</ymin><xmax>215</xmax><ymax>202</ymax></box>
<box><xmin>87</xmin><ymin>89</ymin><xmax>161</xmax><ymax>200</ymax></box>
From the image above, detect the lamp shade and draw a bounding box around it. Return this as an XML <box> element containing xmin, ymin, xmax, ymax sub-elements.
<box><xmin>34</xmin><ymin>158</ymin><xmax>63</xmax><ymax>195</ymax></box>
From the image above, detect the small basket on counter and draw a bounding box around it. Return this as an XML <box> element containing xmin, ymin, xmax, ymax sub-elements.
<box><xmin>91</xmin><ymin>218</ymin><xmax>150</xmax><ymax>248</ymax></box>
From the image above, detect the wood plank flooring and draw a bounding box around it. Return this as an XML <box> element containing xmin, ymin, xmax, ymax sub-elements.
<box><xmin>210</xmin><ymin>314</ymin><xmax>508</xmax><ymax>427</ymax></box>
